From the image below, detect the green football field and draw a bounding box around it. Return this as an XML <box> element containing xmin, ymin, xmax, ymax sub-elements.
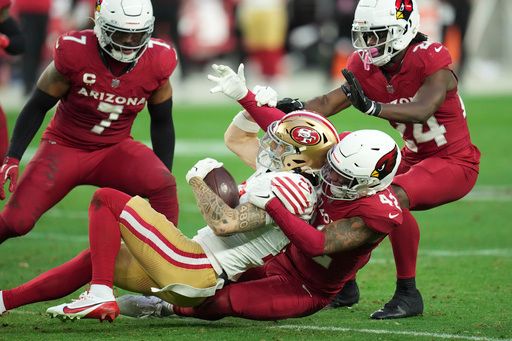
<box><xmin>0</xmin><ymin>96</ymin><xmax>511</xmax><ymax>340</ymax></box>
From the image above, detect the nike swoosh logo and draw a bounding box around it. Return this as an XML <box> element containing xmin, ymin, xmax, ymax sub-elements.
<box><xmin>434</xmin><ymin>46</ymin><xmax>442</xmax><ymax>53</ymax></box>
<box><xmin>388</xmin><ymin>213</ymin><xmax>399</xmax><ymax>219</ymax></box>
<box><xmin>62</xmin><ymin>303</ymin><xmax>104</xmax><ymax>314</ymax></box>
<box><xmin>255</xmin><ymin>194</ymin><xmax>271</xmax><ymax>199</ymax></box>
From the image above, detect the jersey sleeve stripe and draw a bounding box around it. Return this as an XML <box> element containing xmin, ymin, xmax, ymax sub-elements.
<box><xmin>273</xmin><ymin>176</ymin><xmax>309</xmax><ymax>208</ymax></box>
<box><xmin>273</xmin><ymin>184</ymin><xmax>301</xmax><ymax>214</ymax></box>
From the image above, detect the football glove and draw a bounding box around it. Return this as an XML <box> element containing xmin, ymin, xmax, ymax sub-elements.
<box><xmin>0</xmin><ymin>34</ymin><xmax>9</xmax><ymax>49</ymax></box>
<box><xmin>186</xmin><ymin>158</ymin><xmax>223</xmax><ymax>184</ymax></box>
<box><xmin>248</xmin><ymin>172</ymin><xmax>316</xmax><ymax>220</ymax></box>
<box><xmin>253</xmin><ymin>85</ymin><xmax>278</xmax><ymax>107</ymax></box>
<box><xmin>341</xmin><ymin>69</ymin><xmax>382</xmax><ymax>117</ymax></box>
<box><xmin>246</xmin><ymin>172</ymin><xmax>276</xmax><ymax>209</ymax></box>
<box><xmin>0</xmin><ymin>157</ymin><xmax>19</xmax><ymax>200</ymax></box>
<box><xmin>276</xmin><ymin>97</ymin><xmax>305</xmax><ymax>113</ymax></box>
<box><xmin>208</xmin><ymin>63</ymin><xmax>248</xmax><ymax>101</ymax></box>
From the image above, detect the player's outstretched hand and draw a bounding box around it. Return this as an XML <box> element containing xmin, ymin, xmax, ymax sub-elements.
<box><xmin>0</xmin><ymin>157</ymin><xmax>19</xmax><ymax>200</ymax></box>
<box><xmin>253</xmin><ymin>85</ymin><xmax>277</xmax><ymax>107</ymax></box>
<box><xmin>208</xmin><ymin>63</ymin><xmax>249</xmax><ymax>101</ymax></box>
<box><xmin>186</xmin><ymin>158</ymin><xmax>223</xmax><ymax>184</ymax></box>
<box><xmin>341</xmin><ymin>69</ymin><xmax>382</xmax><ymax>117</ymax></box>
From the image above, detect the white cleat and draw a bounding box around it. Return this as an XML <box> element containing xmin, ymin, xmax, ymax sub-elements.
<box><xmin>117</xmin><ymin>295</ymin><xmax>173</xmax><ymax>318</ymax></box>
<box><xmin>47</xmin><ymin>292</ymin><xmax>119</xmax><ymax>323</ymax></box>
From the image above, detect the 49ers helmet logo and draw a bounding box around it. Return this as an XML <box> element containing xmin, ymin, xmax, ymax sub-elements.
<box><xmin>395</xmin><ymin>0</ymin><xmax>413</xmax><ymax>21</ymax></box>
<box><xmin>371</xmin><ymin>147</ymin><xmax>398</xmax><ymax>180</ymax></box>
<box><xmin>290</xmin><ymin>126</ymin><xmax>320</xmax><ymax>145</ymax></box>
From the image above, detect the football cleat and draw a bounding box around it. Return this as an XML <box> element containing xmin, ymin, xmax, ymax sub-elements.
<box><xmin>46</xmin><ymin>292</ymin><xmax>119</xmax><ymax>322</ymax></box>
<box><xmin>329</xmin><ymin>279</ymin><xmax>360</xmax><ymax>308</ymax></box>
<box><xmin>370</xmin><ymin>289</ymin><xmax>424</xmax><ymax>319</ymax></box>
<box><xmin>117</xmin><ymin>295</ymin><xmax>173</xmax><ymax>318</ymax></box>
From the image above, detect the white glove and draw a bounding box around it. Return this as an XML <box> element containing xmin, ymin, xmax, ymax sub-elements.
<box><xmin>247</xmin><ymin>172</ymin><xmax>276</xmax><ymax>209</ymax></box>
<box><xmin>253</xmin><ymin>85</ymin><xmax>278</xmax><ymax>107</ymax></box>
<box><xmin>270</xmin><ymin>173</ymin><xmax>316</xmax><ymax>221</ymax></box>
<box><xmin>208</xmin><ymin>63</ymin><xmax>248</xmax><ymax>101</ymax></box>
<box><xmin>186</xmin><ymin>158</ymin><xmax>223</xmax><ymax>184</ymax></box>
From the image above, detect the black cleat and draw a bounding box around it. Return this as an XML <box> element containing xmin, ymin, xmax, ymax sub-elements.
<box><xmin>370</xmin><ymin>289</ymin><xmax>423</xmax><ymax>319</ymax></box>
<box><xmin>329</xmin><ymin>280</ymin><xmax>360</xmax><ymax>308</ymax></box>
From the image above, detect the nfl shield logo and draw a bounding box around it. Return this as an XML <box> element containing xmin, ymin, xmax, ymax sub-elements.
<box><xmin>111</xmin><ymin>79</ymin><xmax>120</xmax><ymax>88</ymax></box>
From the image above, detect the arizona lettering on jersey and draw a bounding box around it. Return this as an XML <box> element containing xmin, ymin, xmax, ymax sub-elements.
<box><xmin>347</xmin><ymin>41</ymin><xmax>479</xmax><ymax>168</ymax></box>
<box><xmin>44</xmin><ymin>30</ymin><xmax>177</xmax><ymax>149</ymax></box>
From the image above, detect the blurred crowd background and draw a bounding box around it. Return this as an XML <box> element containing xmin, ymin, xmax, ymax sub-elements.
<box><xmin>1</xmin><ymin>0</ymin><xmax>511</xmax><ymax>107</ymax></box>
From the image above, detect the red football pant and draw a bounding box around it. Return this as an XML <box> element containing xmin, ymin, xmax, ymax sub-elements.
<box><xmin>0</xmin><ymin>138</ymin><xmax>178</xmax><ymax>243</ymax></box>
<box><xmin>174</xmin><ymin>258</ymin><xmax>332</xmax><ymax>321</ymax></box>
<box><xmin>391</xmin><ymin>153</ymin><xmax>479</xmax><ymax>279</ymax></box>
<box><xmin>394</xmin><ymin>154</ymin><xmax>478</xmax><ymax>210</ymax></box>
<box><xmin>0</xmin><ymin>106</ymin><xmax>8</xmax><ymax>158</ymax></box>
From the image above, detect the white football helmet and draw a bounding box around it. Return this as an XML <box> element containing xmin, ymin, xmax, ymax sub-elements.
<box><xmin>351</xmin><ymin>0</ymin><xmax>420</xmax><ymax>67</ymax></box>
<box><xmin>320</xmin><ymin>129</ymin><xmax>401</xmax><ymax>200</ymax></box>
<box><xmin>94</xmin><ymin>0</ymin><xmax>155</xmax><ymax>63</ymax></box>
<box><xmin>257</xmin><ymin>111</ymin><xmax>340</xmax><ymax>174</ymax></box>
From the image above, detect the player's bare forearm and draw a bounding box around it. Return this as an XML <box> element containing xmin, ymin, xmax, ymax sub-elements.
<box><xmin>305</xmin><ymin>87</ymin><xmax>351</xmax><ymax>117</ymax></box>
<box><xmin>189</xmin><ymin>177</ymin><xmax>267</xmax><ymax>235</ymax></box>
<box><xmin>36</xmin><ymin>62</ymin><xmax>70</xmax><ymax>98</ymax></box>
<box><xmin>322</xmin><ymin>216</ymin><xmax>384</xmax><ymax>254</ymax></box>
<box><xmin>379</xmin><ymin>69</ymin><xmax>454</xmax><ymax>123</ymax></box>
<box><xmin>224</xmin><ymin>123</ymin><xmax>258</xmax><ymax>170</ymax></box>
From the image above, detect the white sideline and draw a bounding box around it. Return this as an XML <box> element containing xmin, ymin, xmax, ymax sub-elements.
<box><xmin>19</xmin><ymin>142</ymin><xmax>512</xmax><ymax>203</ymax></box>
<box><xmin>271</xmin><ymin>325</ymin><xmax>512</xmax><ymax>341</ymax></box>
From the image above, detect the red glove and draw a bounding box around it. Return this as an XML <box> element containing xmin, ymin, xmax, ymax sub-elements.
<box><xmin>0</xmin><ymin>34</ymin><xmax>9</xmax><ymax>49</ymax></box>
<box><xmin>0</xmin><ymin>157</ymin><xmax>19</xmax><ymax>200</ymax></box>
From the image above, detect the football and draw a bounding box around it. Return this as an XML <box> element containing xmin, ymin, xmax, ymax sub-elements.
<box><xmin>204</xmin><ymin>166</ymin><xmax>240</xmax><ymax>208</ymax></box>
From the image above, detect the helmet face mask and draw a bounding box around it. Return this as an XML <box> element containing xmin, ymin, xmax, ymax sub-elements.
<box><xmin>256</xmin><ymin>111</ymin><xmax>340</xmax><ymax>174</ymax></box>
<box><xmin>351</xmin><ymin>0</ymin><xmax>420</xmax><ymax>67</ymax></box>
<box><xmin>94</xmin><ymin>0</ymin><xmax>155</xmax><ymax>63</ymax></box>
<box><xmin>319</xmin><ymin>130</ymin><xmax>401</xmax><ymax>201</ymax></box>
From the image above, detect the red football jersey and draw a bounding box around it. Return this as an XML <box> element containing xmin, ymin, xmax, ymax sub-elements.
<box><xmin>347</xmin><ymin>41</ymin><xmax>479</xmax><ymax>168</ymax></box>
<box><xmin>43</xmin><ymin>30</ymin><xmax>177</xmax><ymax>150</ymax></box>
<box><xmin>276</xmin><ymin>188</ymin><xmax>402</xmax><ymax>296</ymax></box>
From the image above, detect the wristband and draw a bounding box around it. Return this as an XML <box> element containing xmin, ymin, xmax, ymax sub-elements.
<box><xmin>365</xmin><ymin>102</ymin><xmax>382</xmax><ymax>117</ymax></box>
<box><xmin>232</xmin><ymin>110</ymin><xmax>260</xmax><ymax>133</ymax></box>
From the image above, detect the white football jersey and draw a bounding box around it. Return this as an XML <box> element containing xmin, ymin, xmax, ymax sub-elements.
<box><xmin>193</xmin><ymin>166</ymin><xmax>316</xmax><ymax>281</ymax></box>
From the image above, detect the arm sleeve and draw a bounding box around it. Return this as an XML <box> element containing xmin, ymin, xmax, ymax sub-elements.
<box><xmin>7</xmin><ymin>88</ymin><xmax>59</xmax><ymax>160</ymax></box>
<box><xmin>266</xmin><ymin>198</ymin><xmax>325</xmax><ymax>257</ymax></box>
<box><xmin>148</xmin><ymin>98</ymin><xmax>175</xmax><ymax>171</ymax></box>
<box><xmin>0</xmin><ymin>17</ymin><xmax>25</xmax><ymax>55</ymax></box>
<box><xmin>238</xmin><ymin>91</ymin><xmax>285</xmax><ymax>131</ymax></box>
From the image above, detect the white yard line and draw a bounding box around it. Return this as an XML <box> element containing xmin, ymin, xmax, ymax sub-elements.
<box><xmin>5</xmin><ymin>310</ymin><xmax>510</xmax><ymax>341</ymax></box>
<box><xmin>271</xmin><ymin>325</ymin><xmax>512</xmax><ymax>341</ymax></box>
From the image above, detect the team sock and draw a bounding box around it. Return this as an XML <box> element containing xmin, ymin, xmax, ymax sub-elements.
<box><xmin>0</xmin><ymin>291</ymin><xmax>6</xmax><ymax>314</ymax></box>
<box><xmin>89</xmin><ymin>284</ymin><xmax>115</xmax><ymax>300</ymax></box>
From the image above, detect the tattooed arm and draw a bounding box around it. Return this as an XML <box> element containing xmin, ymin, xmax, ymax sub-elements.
<box><xmin>321</xmin><ymin>216</ymin><xmax>384</xmax><ymax>254</ymax></box>
<box><xmin>189</xmin><ymin>177</ymin><xmax>268</xmax><ymax>236</ymax></box>
<box><xmin>266</xmin><ymin>198</ymin><xmax>385</xmax><ymax>257</ymax></box>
